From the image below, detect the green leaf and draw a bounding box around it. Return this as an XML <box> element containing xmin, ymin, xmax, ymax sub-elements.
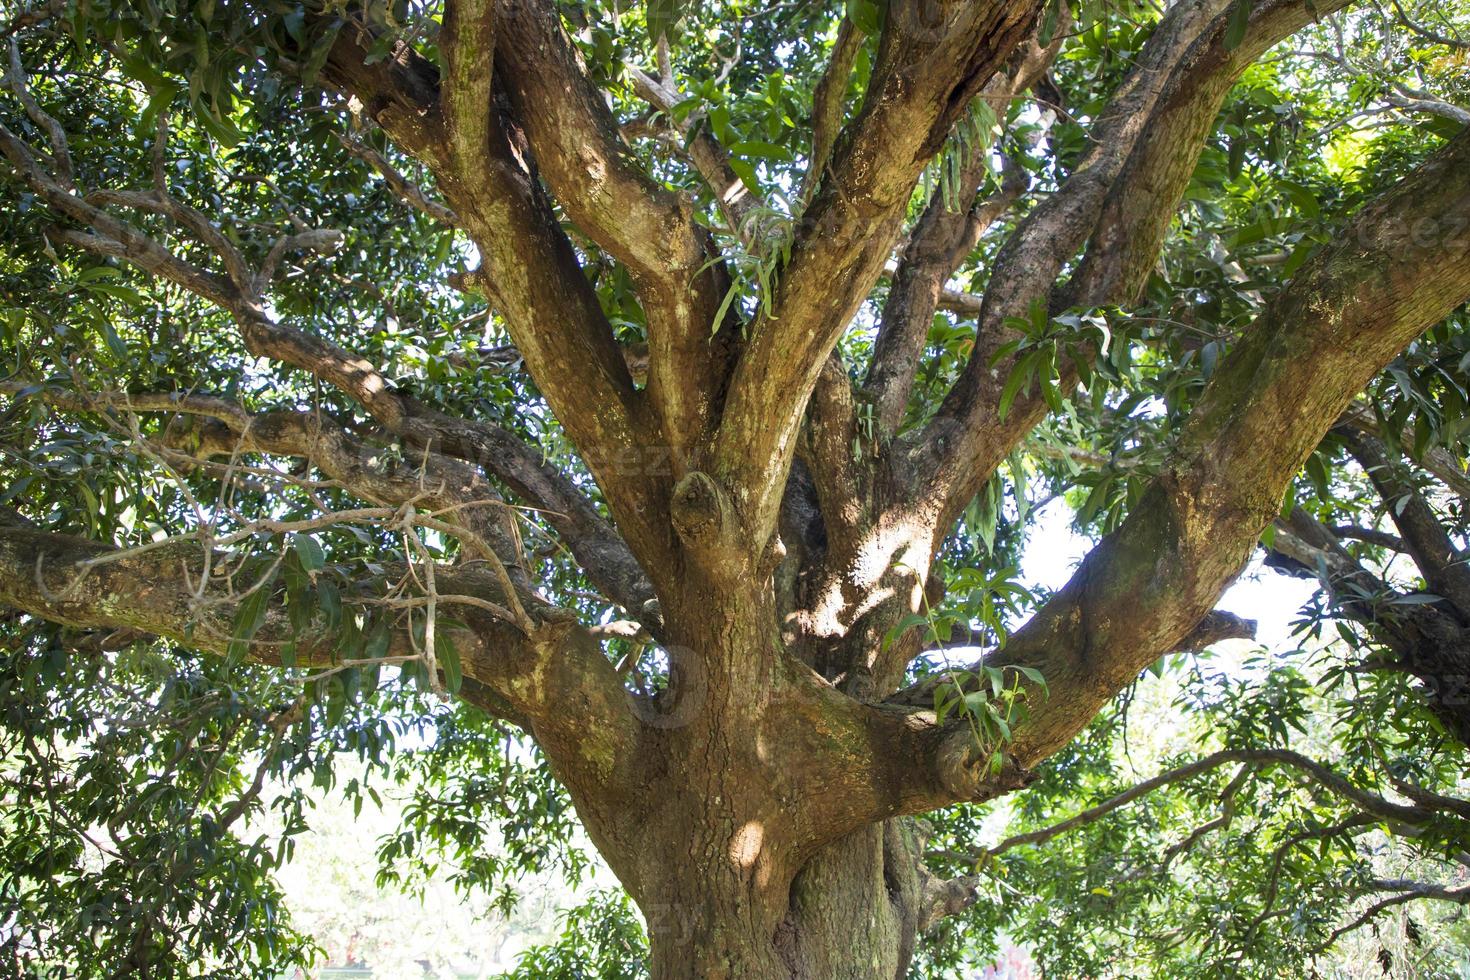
<box><xmin>1199</xmin><ymin>341</ymin><xmax>1219</xmax><ymax>379</ymax></box>
<box><xmin>647</xmin><ymin>0</ymin><xmax>685</xmax><ymax>43</ymax></box>
<box><xmin>324</xmin><ymin>673</ymin><xmax>347</xmax><ymax>727</ymax></box>
<box><xmin>1017</xmin><ymin>665</ymin><xmax>1048</xmax><ymax>696</ymax></box>
<box><xmin>438</xmin><ymin>634</ymin><xmax>463</xmax><ymax>695</ymax></box>
<box><xmin>846</xmin><ymin>0</ymin><xmax>881</xmax><ymax>34</ymax></box>
<box><xmin>292</xmin><ymin>533</ymin><xmax>326</xmax><ymax>573</ymax></box>
<box><xmin>1278</xmin><ymin>179</ymin><xmax>1320</xmax><ymax>219</ymax></box>
<box><xmin>364</xmin><ymin>619</ymin><xmax>391</xmax><ymax>660</ymax></box>
<box><xmin>1224</xmin><ymin>0</ymin><xmax>1252</xmax><ymax>51</ymax></box>
<box><xmin>227</xmin><ymin>569</ymin><xmax>279</xmax><ymax>665</ymax></box>
<box><xmin>302</xmin><ymin>21</ymin><xmax>342</xmax><ymax>84</ymax></box>
<box><xmin>884</xmin><ymin>612</ymin><xmax>931</xmax><ymax>651</ymax></box>
<box><xmin>99</xmin><ymin>321</ymin><xmax>127</xmax><ymax>359</ymax></box>
<box><xmin>730</xmin><ymin>140</ymin><xmax>793</xmax><ymax>162</ymax></box>
<box><xmin>998</xmin><ymin>351</ymin><xmax>1037</xmax><ymax>421</ymax></box>
<box><xmin>317</xmin><ymin>580</ymin><xmax>342</xmax><ymax>631</ymax></box>
<box><xmin>727</xmin><ymin>156</ymin><xmax>761</xmax><ymax>196</ymax></box>
<box><xmin>1038</xmin><ymin>0</ymin><xmax>1062</xmax><ymax>46</ymax></box>
<box><xmin>1305</xmin><ymin>451</ymin><xmax>1330</xmax><ymax>500</ymax></box>
<box><xmin>286</xmin><ymin>578</ymin><xmax>312</xmax><ymax>635</ymax></box>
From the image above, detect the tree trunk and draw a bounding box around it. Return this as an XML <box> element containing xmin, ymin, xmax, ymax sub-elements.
<box><xmin>599</xmin><ymin>560</ymin><xmax>941</xmax><ymax>980</ymax></box>
<box><xmin>641</xmin><ymin>822</ymin><xmax>927</xmax><ymax>980</ymax></box>
<box><xmin>774</xmin><ymin>824</ymin><xmax>931</xmax><ymax>979</ymax></box>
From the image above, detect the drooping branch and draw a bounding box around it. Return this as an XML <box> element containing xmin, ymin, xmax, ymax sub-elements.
<box><xmin>1266</xmin><ymin>506</ymin><xmax>1470</xmax><ymax>742</ymax></box>
<box><xmin>920</xmin><ymin>747</ymin><xmax>1469</xmax><ymax>939</ymax></box>
<box><xmin>0</xmin><ymin>74</ymin><xmax>657</xmax><ymax>624</ymax></box>
<box><xmin>1308</xmin><ymin>880</ymin><xmax>1470</xmax><ymax>955</ymax></box>
<box><xmin>945</xmin><ymin>748</ymin><xmax>1459</xmax><ymax>868</ymax></box>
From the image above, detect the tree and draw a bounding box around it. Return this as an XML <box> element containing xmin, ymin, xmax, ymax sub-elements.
<box><xmin>1</xmin><ymin>0</ymin><xmax>1469</xmax><ymax>976</ymax></box>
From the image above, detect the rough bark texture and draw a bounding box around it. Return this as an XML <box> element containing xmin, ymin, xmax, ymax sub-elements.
<box><xmin>5</xmin><ymin>0</ymin><xmax>1470</xmax><ymax>975</ymax></box>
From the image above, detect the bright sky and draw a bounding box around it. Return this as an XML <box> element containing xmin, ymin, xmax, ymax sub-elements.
<box><xmin>1017</xmin><ymin>499</ymin><xmax>1320</xmax><ymax>655</ymax></box>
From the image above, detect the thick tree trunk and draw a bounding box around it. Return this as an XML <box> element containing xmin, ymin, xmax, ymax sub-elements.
<box><xmin>774</xmin><ymin>824</ymin><xmax>929</xmax><ymax>979</ymax></box>
<box><xmin>641</xmin><ymin>823</ymin><xmax>925</xmax><ymax>980</ymax></box>
<box><xmin>604</xmin><ymin>560</ymin><xmax>942</xmax><ymax>980</ymax></box>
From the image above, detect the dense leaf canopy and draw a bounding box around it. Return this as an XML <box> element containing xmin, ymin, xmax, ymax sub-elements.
<box><xmin>1</xmin><ymin>0</ymin><xmax>1469</xmax><ymax>976</ymax></box>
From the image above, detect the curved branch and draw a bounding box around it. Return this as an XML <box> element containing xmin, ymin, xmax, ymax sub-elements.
<box><xmin>1309</xmin><ymin>881</ymin><xmax>1470</xmax><ymax>956</ymax></box>
<box><xmin>1339</xmin><ymin>427</ymin><xmax>1470</xmax><ymax>614</ymax></box>
<box><xmin>922</xmin><ymin>128</ymin><xmax>1470</xmax><ymax>765</ymax></box>
<box><xmin>1</xmin><ymin>83</ymin><xmax>659</xmax><ymax>624</ymax></box>
<box><xmin>0</xmin><ymin>521</ymin><xmax>641</xmax><ymax>807</ymax></box>
<box><xmin>1267</xmin><ymin>506</ymin><xmax>1470</xmax><ymax>743</ymax></box>
<box><xmin>319</xmin><ymin>17</ymin><xmax>663</xmax><ymax>572</ymax></box>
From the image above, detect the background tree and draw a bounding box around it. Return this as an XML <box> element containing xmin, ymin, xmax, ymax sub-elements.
<box><xmin>1</xmin><ymin>0</ymin><xmax>1469</xmax><ymax>976</ymax></box>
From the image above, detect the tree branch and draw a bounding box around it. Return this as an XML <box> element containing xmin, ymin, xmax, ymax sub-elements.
<box><xmin>923</xmin><ymin>0</ymin><xmax>1237</xmax><ymax>504</ymax></box>
<box><xmin>1339</xmin><ymin>399</ymin><xmax>1470</xmax><ymax>502</ymax></box>
<box><xmin>2</xmin><ymin>55</ymin><xmax>659</xmax><ymax>625</ymax></box>
<box><xmin>1309</xmin><ymin>880</ymin><xmax>1470</xmax><ymax>956</ymax></box>
<box><xmin>1339</xmin><ymin>427</ymin><xmax>1470</xmax><ymax>614</ymax></box>
<box><xmin>865</xmin><ymin>151</ymin><xmax>1027</xmax><ymax>438</ymax></box>
<box><xmin>921</xmin><ymin>0</ymin><xmax>1355</xmax><ymax>529</ymax></box>
<box><xmin>1267</xmin><ymin>505</ymin><xmax>1470</xmax><ymax>744</ymax></box>
<box><xmin>626</xmin><ymin>65</ymin><xmax>757</xmax><ymax>242</ymax></box>
<box><xmin>709</xmin><ymin>0</ymin><xmax>1045</xmax><ymax>542</ymax></box>
<box><xmin>1070</xmin><ymin>0</ymin><xmax>1354</xmax><ymax>307</ymax></box>
<box><xmin>801</xmin><ymin>15</ymin><xmax>864</xmax><ymax>203</ymax></box>
<box><xmin>336</xmin><ymin>130</ymin><xmax>459</xmax><ymax>227</ymax></box>
<box><xmin>1390</xmin><ymin>0</ymin><xmax>1470</xmax><ymax>50</ymax></box>
<box><xmin>0</xmin><ymin>520</ymin><xmax>641</xmax><ymax>806</ymax></box>
<box><xmin>941</xmin><ymin>747</ymin><xmax>1461</xmax><ymax>866</ymax></box>
<box><xmin>439</xmin><ymin>0</ymin><xmax>495</xmax><ymax>167</ymax></box>
<box><xmin>320</xmin><ymin>17</ymin><xmax>663</xmax><ymax>571</ymax></box>
<box><xmin>909</xmin><ymin>128</ymin><xmax>1470</xmax><ymax>766</ymax></box>
<box><xmin>491</xmin><ymin>1</ymin><xmax>732</xmax><ymax>459</ymax></box>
